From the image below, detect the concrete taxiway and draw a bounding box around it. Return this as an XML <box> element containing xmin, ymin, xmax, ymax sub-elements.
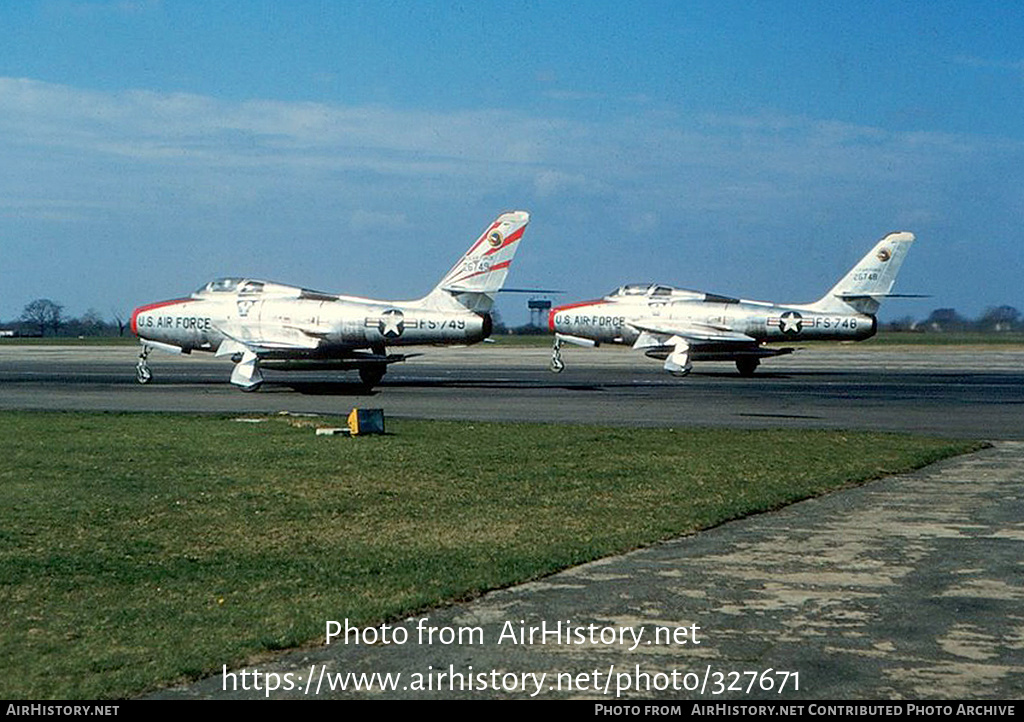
<box><xmin>1</xmin><ymin>343</ymin><xmax>1022</xmax><ymax>439</ymax></box>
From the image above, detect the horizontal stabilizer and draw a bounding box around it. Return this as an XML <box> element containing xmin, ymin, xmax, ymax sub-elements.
<box><xmin>836</xmin><ymin>293</ymin><xmax>930</xmax><ymax>300</ymax></box>
<box><xmin>499</xmin><ymin>288</ymin><xmax>564</xmax><ymax>294</ymax></box>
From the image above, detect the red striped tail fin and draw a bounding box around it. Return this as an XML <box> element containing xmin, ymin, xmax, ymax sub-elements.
<box><xmin>422</xmin><ymin>211</ymin><xmax>530</xmax><ymax>312</ymax></box>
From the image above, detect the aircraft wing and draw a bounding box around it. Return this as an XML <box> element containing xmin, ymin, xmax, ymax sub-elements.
<box><xmin>627</xmin><ymin>318</ymin><xmax>755</xmax><ymax>346</ymax></box>
<box><xmin>624</xmin><ymin>318</ymin><xmax>791</xmax><ymax>375</ymax></box>
<box><xmin>212</xmin><ymin>322</ymin><xmax>328</xmax><ymax>389</ymax></box>
<box><xmin>214</xmin><ymin>321</ymin><xmax>324</xmax><ymax>353</ymax></box>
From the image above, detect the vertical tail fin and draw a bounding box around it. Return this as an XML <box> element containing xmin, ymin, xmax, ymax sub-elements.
<box><xmin>422</xmin><ymin>211</ymin><xmax>530</xmax><ymax>312</ymax></box>
<box><xmin>809</xmin><ymin>231</ymin><xmax>915</xmax><ymax>314</ymax></box>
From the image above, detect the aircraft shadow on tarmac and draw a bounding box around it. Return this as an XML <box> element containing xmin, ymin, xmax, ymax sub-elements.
<box><xmin>0</xmin><ymin>367</ymin><xmax>810</xmax><ymax>392</ymax></box>
<box><xmin>273</xmin><ymin>371</ymin><xmax>801</xmax><ymax>394</ymax></box>
<box><xmin>14</xmin><ymin>371</ymin><xmax>799</xmax><ymax>391</ymax></box>
<box><xmin>280</xmin><ymin>379</ymin><xmax>614</xmax><ymax>395</ymax></box>
<box><xmin>705</xmin><ymin>372</ymin><xmax>797</xmax><ymax>380</ymax></box>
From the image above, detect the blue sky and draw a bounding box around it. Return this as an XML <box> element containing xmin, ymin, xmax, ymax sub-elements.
<box><xmin>2</xmin><ymin>0</ymin><xmax>1022</xmax><ymax>325</ymax></box>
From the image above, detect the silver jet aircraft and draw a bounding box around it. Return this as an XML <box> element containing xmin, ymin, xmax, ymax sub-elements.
<box><xmin>549</xmin><ymin>231</ymin><xmax>916</xmax><ymax>377</ymax></box>
<box><xmin>132</xmin><ymin>211</ymin><xmax>530</xmax><ymax>390</ymax></box>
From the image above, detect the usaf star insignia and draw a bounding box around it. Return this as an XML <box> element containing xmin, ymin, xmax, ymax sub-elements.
<box><xmin>779</xmin><ymin>311</ymin><xmax>803</xmax><ymax>334</ymax></box>
<box><xmin>378</xmin><ymin>309</ymin><xmax>405</xmax><ymax>338</ymax></box>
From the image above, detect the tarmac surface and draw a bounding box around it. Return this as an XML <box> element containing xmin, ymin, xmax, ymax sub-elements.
<box><xmin>1</xmin><ymin>342</ymin><xmax>1022</xmax><ymax>439</ymax></box>
<box><xmin>3</xmin><ymin>342</ymin><xmax>1023</xmax><ymax>699</ymax></box>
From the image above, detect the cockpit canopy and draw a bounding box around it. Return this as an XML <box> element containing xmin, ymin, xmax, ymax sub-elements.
<box><xmin>604</xmin><ymin>283</ymin><xmax>739</xmax><ymax>304</ymax></box>
<box><xmin>191</xmin><ymin>278</ymin><xmax>337</xmax><ymax>301</ymax></box>
<box><xmin>605</xmin><ymin>283</ymin><xmax>705</xmax><ymax>301</ymax></box>
<box><xmin>193</xmin><ymin>278</ymin><xmax>260</xmax><ymax>296</ymax></box>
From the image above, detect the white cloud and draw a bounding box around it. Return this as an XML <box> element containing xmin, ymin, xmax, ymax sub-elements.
<box><xmin>4</xmin><ymin>77</ymin><xmax>1015</xmax><ymax>206</ymax></box>
<box><xmin>0</xmin><ymin>78</ymin><xmax>550</xmax><ymax>175</ymax></box>
<box><xmin>1</xmin><ymin>76</ymin><xmax>1022</xmax><ymax>319</ymax></box>
<box><xmin>533</xmin><ymin>169</ymin><xmax>608</xmax><ymax>198</ymax></box>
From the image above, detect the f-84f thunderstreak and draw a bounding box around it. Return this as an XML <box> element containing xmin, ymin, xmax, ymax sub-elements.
<box><xmin>549</xmin><ymin>231</ymin><xmax>916</xmax><ymax>377</ymax></box>
<box><xmin>132</xmin><ymin>211</ymin><xmax>530</xmax><ymax>390</ymax></box>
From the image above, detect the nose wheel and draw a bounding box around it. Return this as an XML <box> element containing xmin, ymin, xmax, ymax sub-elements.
<box><xmin>136</xmin><ymin>346</ymin><xmax>153</xmax><ymax>384</ymax></box>
<box><xmin>550</xmin><ymin>337</ymin><xmax>565</xmax><ymax>373</ymax></box>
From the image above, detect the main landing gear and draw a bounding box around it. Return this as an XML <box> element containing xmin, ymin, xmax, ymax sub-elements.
<box><xmin>735</xmin><ymin>357</ymin><xmax>760</xmax><ymax>376</ymax></box>
<box><xmin>358</xmin><ymin>364</ymin><xmax>387</xmax><ymax>389</ymax></box>
<box><xmin>136</xmin><ymin>346</ymin><xmax>153</xmax><ymax>384</ymax></box>
<box><xmin>229</xmin><ymin>349</ymin><xmax>263</xmax><ymax>391</ymax></box>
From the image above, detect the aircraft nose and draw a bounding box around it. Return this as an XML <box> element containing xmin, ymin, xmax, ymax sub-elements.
<box><xmin>548</xmin><ymin>300</ymin><xmax>603</xmax><ymax>333</ymax></box>
<box><xmin>548</xmin><ymin>302</ymin><xmax>576</xmax><ymax>332</ymax></box>
<box><xmin>130</xmin><ymin>305</ymin><xmax>143</xmax><ymax>336</ymax></box>
<box><xmin>130</xmin><ymin>298</ymin><xmax>189</xmax><ymax>337</ymax></box>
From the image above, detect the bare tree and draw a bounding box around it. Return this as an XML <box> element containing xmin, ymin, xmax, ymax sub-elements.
<box><xmin>111</xmin><ymin>309</ymin><xmax>128</xmax><ymax>337</ymax></box>
<box><xmin>20</xmin><ymin>299</ymin><xmax>64</xmax><ymax>336</ymax></box>
<box><xmin>923</xmin><ymin>308</ymin><xmax>967</xmax><ymax>332</ymax></box>
<box><xmin>78</xmin><ymin>308</ymin><xmax>105</xmax><ymax>336</ymax></box>
<box><xmin>884</xmin><ymin>315</ymin><xmax>917</xmax><ymax>332</ymax></box>
<box><xmin>976</xmin><ymin>305</ymin><xmax>1021</xmax><ymax>332</ymax></box>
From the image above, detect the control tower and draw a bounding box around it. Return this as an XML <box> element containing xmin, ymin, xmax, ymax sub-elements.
<box><xmin>527</xmin><ymin>298</ymin><xmax>553</xmax><ymax>328</ymax></box>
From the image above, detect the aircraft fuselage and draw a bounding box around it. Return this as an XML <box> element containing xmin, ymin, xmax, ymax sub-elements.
<box><xmin>547</xmin><ymin>231</ymin><xmax>914</xmax><ymax>378</ymax></box>
<box><xmin>550</xmin><ymin>296</ymin><xmax>876</xmax><ymax>347</ymax></box>
<box><xmin>130</xmin><ymin>210</ymin><xmax>530</xmax><ymax>390</ymax></box>
<box><xmin>132</xmin><ymin>289</ymin><xmax>490</xmax><ymax>358</ymax></box>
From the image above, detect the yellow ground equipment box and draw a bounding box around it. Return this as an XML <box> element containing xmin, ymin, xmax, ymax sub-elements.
<box><xmin>347</xmin><ymin>408</ymin><xmax>385</xmax><ymax>436</ymax></box>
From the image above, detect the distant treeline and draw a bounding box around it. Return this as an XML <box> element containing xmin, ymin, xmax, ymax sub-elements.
<box><xmin>2</xmin><ymin>300</ymin><xmax>128</xmax><ymax>337</ymax></box>
<box><xmin>1</xmin><ymin>299</ymin><xmax>1022</xmax><ymax>337</ymax></box>
<box><xmin>881</xmin><ymin>305</ymin><xmax>1022</xmax><ymax>333</ymax></box>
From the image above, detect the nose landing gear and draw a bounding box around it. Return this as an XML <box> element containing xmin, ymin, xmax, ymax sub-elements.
<box><xmin>136</xmin><ymin>346</ymin><xmax>153</xmax><ymax>384</ymax></box>
<box><xmin>550</xmin><ymin>337</ymin><xmax>565</xmax><ymax>373</ymax></box>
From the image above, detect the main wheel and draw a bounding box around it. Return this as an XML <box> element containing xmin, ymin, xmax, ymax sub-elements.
<box><xmin>358</xmin><ymin>365</ymin><xmax>386</xmax><ymax>388</ymax></box>
<box><xmin>735</xmin><ymin>357</ymin><xmax>759</xmax><ymax>376</ymax></box>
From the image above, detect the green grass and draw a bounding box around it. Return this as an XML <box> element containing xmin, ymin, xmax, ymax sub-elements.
<box><xmin>0</xmin><ymin>411</ymin><xmax>983</xmax><ymax>698</ymax></box>
<box><xmin>861</xmin><ymin>331</ymin><xmax>1024</xmax><ymax>346</ymax></box>
<box><xmin>763</xmin><ymin>332</ymin><xmax>1024</xmax><ymax>351</ymax></box>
